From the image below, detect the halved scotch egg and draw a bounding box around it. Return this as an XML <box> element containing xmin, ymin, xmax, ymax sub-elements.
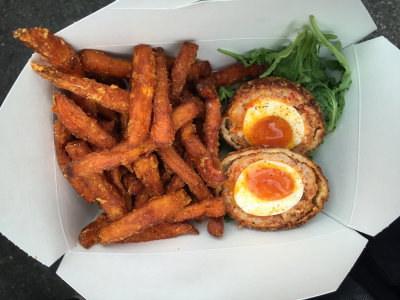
<box><xmin>221</xmin><ymin>147</ymin><xmax>329</xmax><ymax>230</ymax></box>
<box><xmin>221</xmin><ymin>77</ymin><xmax>325</xmax><ymax>154</ymax></box>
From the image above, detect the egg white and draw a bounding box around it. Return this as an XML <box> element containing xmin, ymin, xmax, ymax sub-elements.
<box><xmin>234</xmin><ymin>160</ymin><xmax>304</xmax><ymax>216</ymax></box>
<box><xmin>243</xmin><ymin>99</ymin><xmax>304</xmax><ymax>148</ymax></box>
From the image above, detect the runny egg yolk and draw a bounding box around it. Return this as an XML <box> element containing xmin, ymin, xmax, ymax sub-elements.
<box><xmin>234</xmin><ymin>160</ymin><xmax>304</xmax><ymax>216</ymax></box>
<box><xmin>243</xmin><ymin>99</ymin><xmax>304</xmax><ymax>149</ymax></box>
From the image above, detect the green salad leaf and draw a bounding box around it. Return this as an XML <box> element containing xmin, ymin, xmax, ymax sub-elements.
<box><xmin>217</xmin><ymin>15</ymin><xmax>352</xmax><ymax>133</ymax></box>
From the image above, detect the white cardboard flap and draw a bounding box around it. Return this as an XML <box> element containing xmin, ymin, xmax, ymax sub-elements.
<box><xmin>0</xmin><ymin>63</ymin><xmax>68</xmax><ymax>266</ymax></box>
<box><xmin>56</xmin><ymin>0</ymin><xmax>375</xmax><ymax>50</ymax></box>
<box><xmin>57</xmin><ymin>214</ymin><xmax>367</xmax><ymax>300</ymax></box>
<box><xmin>352</xmin><ymin>37</ymin><xmax>400</xmax><ymax>236</ymax></box>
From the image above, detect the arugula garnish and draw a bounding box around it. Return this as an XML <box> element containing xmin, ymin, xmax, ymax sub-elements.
<box><xmin>217</xmin><ymin>15</ymin><xmax>352</xmax><ymax>133</ymax></box>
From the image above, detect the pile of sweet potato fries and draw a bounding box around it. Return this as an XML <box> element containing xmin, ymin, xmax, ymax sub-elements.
<box><xmin>13</xmin><ymin>27</ymin><xmax>264</xmax><ymax>248</ymax></box>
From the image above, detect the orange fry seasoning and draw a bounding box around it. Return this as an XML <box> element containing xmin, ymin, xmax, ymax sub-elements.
<box><xmin>196</xmin><ymin>78</ymin><xmax>222</xmax><ymax>164</ymax></box>
<box><xmin>99</xmin><ymin>189</ymin><xmax>191</xmax><ymax>244</ymax></box>
<box><xmin>52</xmin><ymin>92</ymin><xmax>117</xmax><ymax>149</ymax></box>
<box><xmin>180</xmin><ymin>123</ymin><xmax>227</xmax><ymax>188</ymax></box>
<box><xmin>170</xmin><ymin>42</ymin><xmax>199</xmax><ymax>105</ymax></box>
<box><xmin>13</xmin><ymin>27</ymin><xmax>84</xmax><ymax>76</ymax></box>
<box><xmin>150</xmin><ymin>48</ymin><xmax>174</xmax><ymax>147</ymax></box>
<box><xmin>79</xmin><ymin>213</ymin><xmax>109</xmax><ymax>249</ymax></box>
<box><xmin>31</xmin><ymin>63</ymin><xmax>129</xmax><ymax>113</ymax></box>
<box><xmin>187</xmin><ymin>60</ymin><xmax>212</xmax><ymax>81</ymax></box>
<box><xmin>132</xmin><ymin>154</ymin><xmax>164</xmax><ymax>197</ymax></box>
<box><xmin>207</xmin><ymin>217</ymin><xmax>224</xmax><ymax>238</ymax></box>
<box><xmin>212</xmin><ymin>64</ymin><xmax>267</xmax><ymax>88</ymax></box>
<box><xmin>157</xmin><ymin>146</ymin><xmax>213</xmax><ymax>201</ymax></box>
<box><xmin>79</xmin><ymin>49</ymin><xmax>132</xmax><ymax>78</ymax></box>
<box><xmin>123</xmin><ymin>222</ymin><xmax>198</xmax><ymax>243</ymax></box>
<box><xmin>127</xmin><ymin>45</ymin><xmax>156</xmax><ymax>147</ymax></box>
<box><xmin>171</xmin><ymin>198</ymin><xmax>226</xmax><ymax>222</ymax></box>
<box><xmin>65</xmin><ymin>141</ymin><xmax>128</xmax><ymax>220</ymax></box>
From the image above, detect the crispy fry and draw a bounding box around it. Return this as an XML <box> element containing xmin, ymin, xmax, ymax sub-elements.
<box><xmin>122</xmin><ymin>173</ymin><xmax>143</xmax><ymax>196</ymax></box>
<box><xmin>170</xmin><ymin>198</ymin><xmax>226</xmax><ymax>222</ymax></box>
<box><xmin>187</xmin><ymin>60</ymin><xmax>212</xmax><ymax>81</ymax></box>
<box><xmin>54</xmin><ymin>120</ymin><xmax>96</xmax><ymax>203</ymax></box>
<box><xmin>170</xmin><ymin>42</ymin><xmax>199</xmax><ymax>105</ymax></box>
<box><xmin>196</xmin><ymin>78</ymin><xmax>222</xmax><ymax>165</ymax></box>
<box><xmin>157</xmin><ymin>146</ymin><xmax>212</xmax><ymax>200</ymax></box>
<box><xmin>79</xmin><ymin>213</ymin><xmax>109</xmax><ymax>249</ymax></box>
<box><xmin>212</xmin><ymin>64</ymin><xmax>266</xmax><ymax>88</ymax></box>
<box><xmin>122</xmin><ymin>222</ymin><xmax>198</xmax><ymax>243</ymax></box>
<box><xmin>207</xmin><ymin>217</ymin><xmax>224</xmax><ymax>238</ymax></box>
<box><xmin>99</xmin><ymin>189</ymin><xmax>191</xmax><ymax>244</ymax></box>
<box><xmin>67</xmin><ymin>100</ymin><xmax>204</xmax><ymax>177</ymax></box>
<box><xmin>13</xmin><ymin>27</ymin><xmax>83</xmax><ymax>76</ymax></box>
<box><xmin>31</xmin><ymin>62</ymin><xmax>129</xmax><ymax>113</ymax></box>
<box><xmin>150</xmin><ymin>48</ymin><xmax>174</xmax><ymax>146</ymax></box>
<box><xmin>52</xmin><ymin>92</ymin><xmax>117</xmax><ymax>149</ymax></box>
<box><xmin>166</xmin><ymin>175</ymin><xmax>186</xmax><ymax>193</ymax></box>
<box><xmin>107</xmin><ymin>167</ymin><xmax>132</xmax><ymax>211</ymax></box>
<box><xmin>98</xmin><ymin>119</ymin><xmax>116</xmax><ymax>136</ymax></box>
<box><xmin>132</xmin><ymin>154</ymin><xmax>163</xmax><ymax>197</ymax></box>
<box><xmin>127</xmin><ymin>45</ymin><xmax>156</xmax><ymax>147</ymax></box>
<box><xmin>133</xmin><ymin>188</ymin><xmax>152</xmax><ymax>209</ymax></box>
<box><xmin>79</xmin><ymin>49</ymin><xmax>132</xmax><ymax>78</ymax></box>
<box><xmin>65</xmin><ymin>141</ymin><xmax>127</xmax><ymax>220</ymax></box>
<box><xmin>180</xmin><ymin>123</ymin><xmax>227</xmax><ymax>188</ymax></box>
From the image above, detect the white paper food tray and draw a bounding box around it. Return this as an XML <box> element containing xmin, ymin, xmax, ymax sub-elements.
<box><xmin>1</xmin><ymin>0</ymin><xmax>399</xmax><ymax>299</ymax></box>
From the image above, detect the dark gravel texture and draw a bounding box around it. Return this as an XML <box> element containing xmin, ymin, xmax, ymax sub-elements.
<box><xmin>0</xmin><ymin>0</ymin><xmax>399</xmax><ymax>299</ymax></box>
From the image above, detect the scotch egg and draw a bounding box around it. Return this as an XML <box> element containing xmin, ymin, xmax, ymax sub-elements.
<box><xmin>221</xmin><ymin>77</ymin><xmax>326</xmax><ymax>154</ymax></box>
<box><xmin>221</xmin><ymin>147</ymin><xmax>329</xmax><ymax>230</ymax></box>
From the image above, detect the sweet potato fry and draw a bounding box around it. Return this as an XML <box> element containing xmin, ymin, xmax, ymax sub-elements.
<box><xmin>13</xmin><ymin>27</ymin><xmax>84</xmax><ymax>76</ymax></box>
<box><xmin>122</xmin><ymin>222</ymin><xmax>198</xmax><ymax>243</ymax></box>
<box><xmin>53</xmin><ymin>120</ymin><xmax>96</xmax><ymax>203</ymax></box>
<box><xmin>166</xmin><ymin>175</ymin><xmax>186</xmax><ymax>193</ymax></box>
<box><xmin>79</xmin><ymin>213</ymin><xmax>109</xmax><ymax>249</ymax></box>
<box><xmin>150</xmin><ymin>48</ymin><xmax>174</xmax><ymax>147</ymax></box>
<box><xmin>67</xmin><ymin>100</ymin><xmax>204</xmax><ymax>177</ymax></box>
<box><xmin>79</xmin><ymin>49</ymin><xmax>132</xmax><ymax>78</ymax></box>
<box><xmin>133</xmin><ymin>188</ymin><xmax>152</xmax><ymax>209</ymax></box>
<box><xmin>157</xmin><ymin>146</ymin><xmax>212</xmax><ymax>200</ymax></box>
<box><xmin>207</xmin><ymin>217</ymin><xmax>224</xmax><ymax>238</ymax></box>
<box><xmin>127</xmin><ymin>45</ymin><xmax>156</xmax><ymax>147</ymax></box>
<box><xmin>122</xmin><ymin>173</ymin><xmax>143</xmax><ymax>196</ymax></box>
<box><xmin>52</xmin><ymin>92</ymin><xmax>117</xmax><ymax>149</ymax></box>
<box><xmin>196</xmin><ymin>78</ymin><xmax>222</xmax><ymax>165</ymax></box>
<box><xmin>212</xmin><ymin>64</ymin><xmax>267</xmax><ymax>88</ymax></box>
<box><xmin>170</xmin><ymin>198</ymin><xmax>226</xmax><ymax>222</ymax></box>
<box><xmin>187</xmin><ymin>60</ymin><xmax>212</xmax><ymax>81</ymax></box>
<box><xmin>31</xmin><ymin>62</ymin><xmax>129</xmax><ymax>113</ymax></box>
<box><xmin>99</xmin><ymin>189</ymin><xmax>191</xmax><ymax>244</ymax></box>
<box><xmin>65</xmin><ymin>141</ymin><xmax>127</xmax><ymax>220</ymax></box>
<box><xmin>107</xmin><ymin>167</ymin><xmax>132</xmax><ymax>211</ymax></box>
<box><xmin>170</xmin><ymin>42</ymin><xmax>199</xmax><ymax>105</ymax></box>
<box><xmin>180</xmin><ymin>123</ymin><xmax>227</xmax><ymax>188</ymax></box>
<box><xmin>132</xmin><ymin>154</ymin><xmax>163</xmax><ymax>197</ymax></box>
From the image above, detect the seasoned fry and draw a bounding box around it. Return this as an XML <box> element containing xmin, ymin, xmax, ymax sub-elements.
<box><xmin>52</xmin><ymin>92</ymin><xmax>117</xmax><ymax>149</ymax></box>
<box><xmin>65</xmin><ymin>141</ymin><xmax>127</xmax><ymax>220</ymax></box>
<box><xmin>207</xmin><ymin>217</ymin><xmax>224</xmax><ymax>238</ymax></box>
<box><xmin>157</xmin><ymin>146</ymin><xmax>212</xmax><ymax>200</ymax></box>
<box><xmin>170</xmin><ymin>198</ymin><xmax>226</xmax><ymax>222</ymax></box>
<box><xmin>54</xmin><ymin>120</ymin><xmax>96</xmax><ymax>203</ymax></box>
<box><xmin>166</xmin><ymin>175</ymin><xmax>186</xmax><ymax>193</ymax></box>
<box><xmin>107</xmin><ymin>167</ymin><xmax>132</xmax><ymax>211</ymax></box>
<box><xmin>150</xmin><ymin>48</ymin><xmax>174</xmax><ymax>146</ymax></box>
<box><xmin>31</xmin><ymin>62</ymin><xmax>129</xmax><ymax>113</ymax></box>
<box><xmin>67</xmin><ymin>100</ymin><xmax>204</xmax><ymax>177</ymax></box>
<box><xmin>132</xmin><ymin>154</ymin><xmax>163</xmax><ymax>197</ymax></box>
<box><xmin>170</xmin><ymin>42</ymin><xmax>199</xmax><ymax>105</ymax></box>
<box><xmin>127</xmin><ymin>45</ymin><xmax>156</xmax><ymax>147</ymax></box>
<box><xmin>122</xmin><ymin>173</ymin><xmax>143</xmax><ymax>196</ymax></box>
<box><xmin>79</xmin><ymin>49</ymin><xmax>132</xmax><ymax>78</ymax></box>
<box><xmin>122</xmin><ymin>222</ymin><xmax>198</xmax><ymax>243</ymax></box>
<box><xmin>212</xmin><ymin>64</ymin><xmax>266</xmax><ymax>88</ymax></box>
<box><xmin>187</xmin><ymin>60</ymin><xmax>212</xmax><ymax>81</ymax></box>
<box><xmin>133</xmin><ymin>188</ymin><xmax>152</xmax><ymax>209</ymax></box>
<box><xmin>79</xmin><ymin>213</ymin><xmax>109</xmax><ymax>249</ymax></box>
<box><xmin>196</xmin><ymin>78</ymin><xmax>222</xmax><ymax>165</ymax></box>
<box><xmin>99</xmin><ymin>189</ymin><xmax>191</xmax><ymax>244</ymax></box>
<box><xmin>13</xmin><ymin>27</ymin><xmax>84</xmax><ymax>76</ymax></box>
<box><xmin>180</xmin><ymin>123</ymin><xmax>227</xmax><ymax>188</ymax></box>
